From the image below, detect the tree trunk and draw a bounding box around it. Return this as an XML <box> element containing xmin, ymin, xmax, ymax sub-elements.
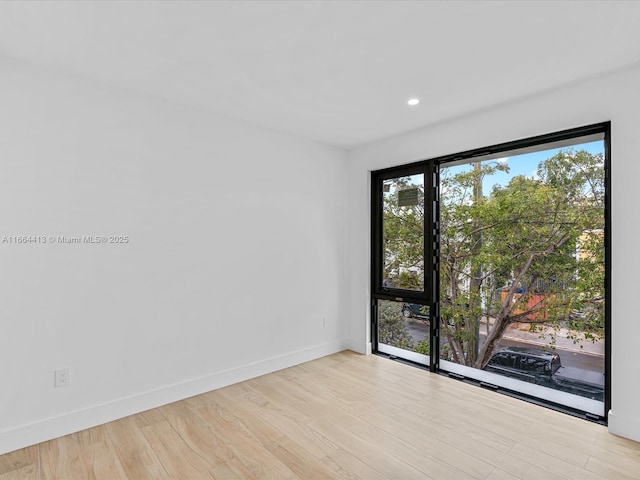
<box><xmin>475</xmin><ymin>313</ymin><xmax>510</xmax><ymax>369</ymax></box>
<box><xmin>444</xmin><ymin>329</ymin><xmax>466</xmax><ymax>365</ymax></box>
<box><xmin>475</xmin><ymin>254</ymin><xmax>535</xmax><ymax>368</ymax></box>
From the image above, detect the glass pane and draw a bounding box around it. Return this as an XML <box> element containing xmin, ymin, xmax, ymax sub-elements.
<box><xmin>378</xmin><ymin>299</ymin><xmax>430</xmax><ymax>364</ymax></box>
<box><xmin>382</xmin><ymin>174</ymin><xmax>424</xmax><ymax>292</ymax></box>
<box><xmin>439</xmin><ymin>141</ymin><xmax>605</xmax><ymax>411</ymax></box>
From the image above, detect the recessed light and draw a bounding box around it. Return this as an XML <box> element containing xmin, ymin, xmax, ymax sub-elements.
<box><xmin>407</xmin><ymin>98</ymin><xmax>420</xmax><ymax>106</ymax></box>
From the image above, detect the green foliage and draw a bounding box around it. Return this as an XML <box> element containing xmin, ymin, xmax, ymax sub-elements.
<box><xmin>378</xmin><ymin>301</ymin><xmax>414</xmax><ymax>349</ymax></box>
<box><xmin>382</xmin><ymin>177</ymin><xmax>425</xmax><ymax>291</ymax></box>
<box><xmin>381</xmin><ymin>151</ymin><xmax>605</xmax><ymax>368</ymax></box>
<box><xmin>377</xmin><ymin>301</ymin><xmax>430</xmax><ymax>356</ymax></box>
<box><xmin>414</xmin><ymin>338</ymin><xmax>430</xmax><ymax>355</ymax></box>
<box><xmin>439</xmin><ymin>150</ymin><xmax>605</xmax><ymax>367</ymax></box>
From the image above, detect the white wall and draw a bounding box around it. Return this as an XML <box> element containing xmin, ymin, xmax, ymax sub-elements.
<box><xmin>0</xmin><ymin>56</ymin><xmax>348</xmax><ymax>454</ymax></box>
<box><xmin>346</xmin><ymin>64</ymin><xmax>640</xmax><ymax>441</ymax></box>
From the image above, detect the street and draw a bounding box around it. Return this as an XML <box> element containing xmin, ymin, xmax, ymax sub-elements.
<box><xmin>404</xmin><ymin>318</ymin><xmax>604</xmax><ymax>374</ymax></box>
<box><xmin>494</xmin><ymin>336</ymin><xmax>603</xmax><ymax>372</ymax></box>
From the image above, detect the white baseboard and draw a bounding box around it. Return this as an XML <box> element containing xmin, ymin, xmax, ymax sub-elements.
<box><xmin>0</xmin><ymin>339</ymin><xmax>348</xmax><ymax>456</ymax></box>
<box><xmin>343</xmin><ymin>338</ymin><xmax>371</xmax><ymax>355</ymax></box>
<box><xmin>608</xmin><ymin>410</ymin><xmax>640</xmax><ymax>442</ymax></box>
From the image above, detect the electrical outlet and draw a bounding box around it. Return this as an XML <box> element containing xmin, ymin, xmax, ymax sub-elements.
<box><xmin>323</xmin><ymin>317</ymin><xmax>328</xmax><ymax>327</ymax></box>
<box><xmin>55</xmin><ymin>368</ymin><xmax>70</xmax><ymax>388</ymax></box>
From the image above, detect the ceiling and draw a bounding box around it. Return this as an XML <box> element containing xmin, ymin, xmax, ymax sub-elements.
<box><xmin>1</xmin><ymin>1</ymin><xmax>640</xmax><ymax>149</ymax></box>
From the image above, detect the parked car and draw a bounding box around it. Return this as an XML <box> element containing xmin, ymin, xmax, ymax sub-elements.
<box><xmin>483</xmin><ymin>347</ymin><xmax>604</xmax><ymax>401</ymax></box>
<box><xmin>402</xmin><ymin>303</ymin><xmax>429</xmax><ymax>320</ymax></box>
<box><xmin>484</xmin><ymin>347</ymin><xmax>561</xmax><ymax>382</ymax></box>
<box><xmin>403</xmin><ymin>302</ymin><xmax>455</xmax><ymax>325</ymax></box>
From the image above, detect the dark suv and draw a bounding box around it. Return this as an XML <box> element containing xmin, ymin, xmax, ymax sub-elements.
<box><xmin>484</xmin><ymin>347</ymin><xmax>604</xmax><ymax>401</ymax></box>
<box><xmin>402</xmin><ymin>303</ymin><xmax>429</xmax><ymax>320</ymax></box>
<box><xmin>484</xmin><ymin>347</ymin><xmax>561</xmax><ymax>384</ymax></box>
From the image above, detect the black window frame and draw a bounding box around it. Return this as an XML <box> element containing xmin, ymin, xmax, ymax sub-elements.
<box><xmin>371</xmin><ymin>122</ymin><xmax>611</xmax><ymax>422</ymax></box>
<box><xmin>371</xmin><ymin>162</ymin><xmax>433</xmax><ymax>302</ymax></box>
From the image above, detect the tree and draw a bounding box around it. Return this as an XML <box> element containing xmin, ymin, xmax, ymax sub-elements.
<box><xmin>377</xmin><ymin>301</ymin><xmax>414</xmax><ymax>349</ymax></box>
<box><xmin>382</xmin><ymin>177</ymin><xmax>424</xmax><ymax>291</ymax></box>
<box><xmin>440</xmin><ymin>149</ymin><xmax>605</xmax><ymax>368</ymax></box>
<box><xmin>378</xmin><ymin>149</ymin><xmax>605</xmax><ymax>367</ymax></box>
<box><xmin>378</xmin><ymin>177</ymin><xmax>432</xmax><ymax>355</ymax></box>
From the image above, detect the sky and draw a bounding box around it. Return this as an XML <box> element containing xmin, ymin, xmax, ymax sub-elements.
<box><xmin>444</xmin><ymin>140</ymin><xmax>605</xmax><ymax>193</ymax></box>
<box><xmin>385</xmin><ymin>140</ymin><xmax>605</xmax><ymax>198</ymax></box>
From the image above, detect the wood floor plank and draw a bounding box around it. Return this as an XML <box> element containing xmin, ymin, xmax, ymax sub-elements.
<box><xmin>195</xmin><ymin>388</ymin><xmax>287</xmax><ymax>446</ymax></box>
<box><xmin>595</xmin><ymin>431</ymin><xmax>640</xmax><ymax>458</ymax></box>
<box><xmin>39</xmin><ymin>434</ymin><xmax>97</xmax><ymax>480</ymax></box>
<box><xmin>0</xmin><ymin>446</ymin><xmax>37</xmax><ymax>477</ymax></box>
<box><xmin>103</xmin><ymin>415</ymin><xmax>170</xmax><ymax>479</ymax></box>
<box><xmin>281</xmin><ymin>361</ymin><xmax>496</xmax><ymax>479</ymax></box>
<box><xmin>320</xmin><ymin>447</ymin><xmax>391</xmax><ymax>480</ymax></box>
<box><xmin>508</xmin><ymin>442</ymin><xmax>607</xmax><ymax>480</ymax></box>
<box><xmin>77</xmin><ymin>440</ymin><xmax>128</xmax><ymax>480</ymax></box>
<box><xmin>263</xmin><ymin>436</ymin><xmax>341</xmax><ymax>480</ymax></box>
<box><xmin>308</xmin><ymin>415</ymin><xmax>434</xmax><ymax>480</ymax></box>
<box><xmin>135</xmin><ymin>407</ymin><xmax>169</xmax><ymax>429</ymax></box>
<box><xmin>139</xmin><ymin>420</ymin><xmax>216</xmax><ymax>479</ymax></box>
<box><xmin>584</xmin><ymin>454</ymin><xmax>640</xmax><ymax>480</ymax></box>
<box><xmin>2</xmin><ymin>350</ymin><xmax>639</xmax><ymax>480</ymax></box>
<box><xmin>219</xmin><ymin>388</ymin><xmax>340</xmax><ymax>461</ymax></box>
<box><xmin>208</xmin><ymin>460</ymin><xmax>254</xmax><ymax>480</ymax></box>
<box><xmin>158</xmin><ymin>400</ymin><xmax>235</xmax><ymax>466</ymax></box>
<box><xmin>0</xmin><ymin>464</ymin><xmax>37</xmax><ymax>480</ymax></box>
<box><xmin>324</xmin><ymin>398</ymin><xmax>493</xmax><ymax>480</ymax></box>
<box><xmin>485</xmin><ymin>467</ymin><xmax>524</xmax><ymax>480</ymax></box>
<box><xmin>192</xmin><ymin>403</ymin><xmax>298</xmax><ymax>479</ymax></box>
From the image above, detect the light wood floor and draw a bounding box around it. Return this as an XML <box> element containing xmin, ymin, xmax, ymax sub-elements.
<box><xmin>1</xmin><ymin>351</ymin><xmax>639</xmax><ymax>479</ymax></box>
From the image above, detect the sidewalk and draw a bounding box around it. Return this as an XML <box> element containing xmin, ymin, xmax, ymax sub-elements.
<box><xmin>484</xmin><ymin>320</ymin><xmax>604</xmax><ymax>357</ymax></box>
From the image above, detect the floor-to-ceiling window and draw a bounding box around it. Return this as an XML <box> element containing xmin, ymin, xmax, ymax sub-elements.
<box><xmin>371</xmin><ymin>123</ymin><xmax>610</xmax><ymax>421</ymax></box>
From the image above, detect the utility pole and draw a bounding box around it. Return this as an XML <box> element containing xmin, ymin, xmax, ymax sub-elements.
<box><xmin>470</xmin><ymin>162</ymin><xmax>483</xmax><ymax>361</ymax></box>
